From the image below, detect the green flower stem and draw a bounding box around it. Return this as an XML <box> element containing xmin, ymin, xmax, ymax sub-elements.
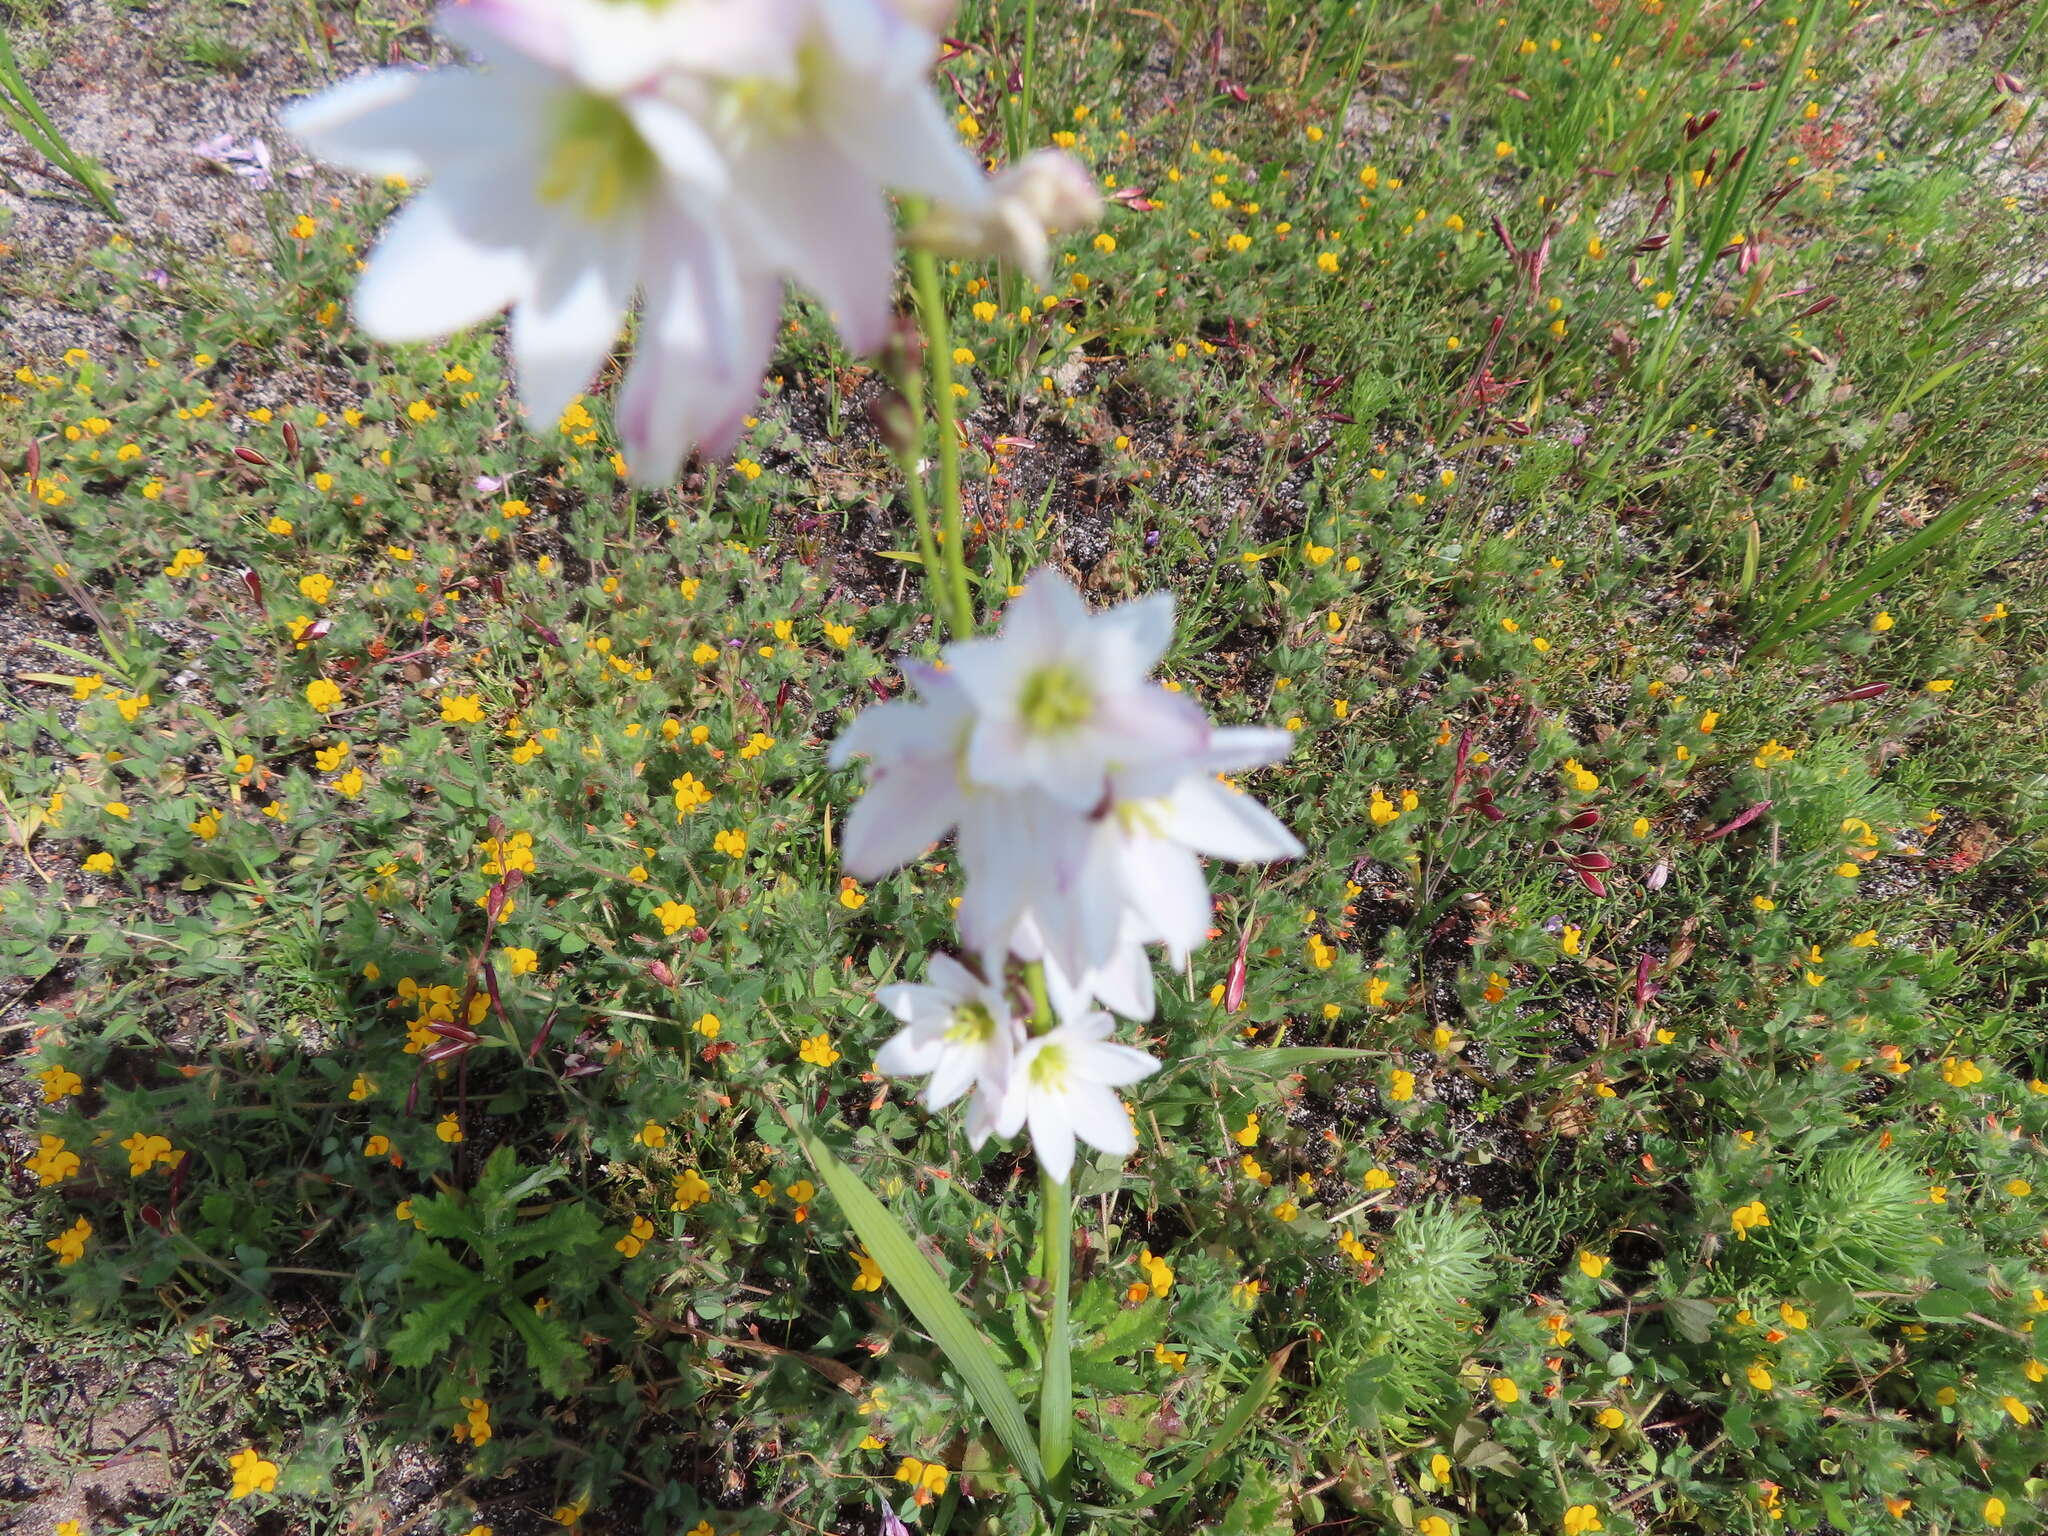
<box><xmin>909</xmin><ymin>243</ymin><xmax>976</xmax><ymax>636</ymax></box>
<box><xmin>1039</xmin><ymin>1166</ymin><xmax>1074</xmax><ymax>1494</ymax></box>
<box><xmin>882</xmin><ymin>312</ymin><xmax>956</xmax><ymax>639</ymax></box>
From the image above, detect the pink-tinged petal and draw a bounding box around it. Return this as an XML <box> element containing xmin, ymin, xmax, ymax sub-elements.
<box><xmin>616</xmin><ymin>211</ymin><xmax>767</xmax><ymax>486</ymax></box>
<box><xmin>1159</xmin><ymin>777</ymin><xmax>1302</xmax><ymax>863</ymax></box>
<box><xmin>840</xmin><ymin>757</ymin><xmax>964</xmax><ymax>879</ymax></box>
<box><xmin>728</xmin><ymin>136</ymin><xmax>893</xmax><ymax>355</ymax></box>
<box><xmin>437</xmin><ymin>0</ymin><xmax>577</xmax><ymax>72</ymax></box>
<box><xmin>1064</xmin><ymin>1079</ymin><xmax>1137</xmax><ymax>1157</ymax></box>
<box><xmin>1089</xmin><ymin>589</ymin><xmax>1175</xmax><ymax>682</ymax></box>
<box><xmin>353</xmin><ymin>191</ymin><xmax>532</xmax><ymax>341</ymax></box>
<box><xmin>1025</xmin><ymin>1093</ymin><xmax>1079</xmax><ymax>1184</ymax></box>
<box><xmin>661</xmin><ymin>0</ymin><xmax>808</xmax><ymax>77</ymax></box>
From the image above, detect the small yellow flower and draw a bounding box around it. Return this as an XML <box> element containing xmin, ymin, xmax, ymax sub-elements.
<box><xmin>228</xmin><ymin>1445</ymin><xmax>281</xmax><ymax>1497</ymax></box>
<box><xmin>440</xmin><ymin>694</ymin><xmax>487</xmax><ymax>724</ymax></box>
<box><xmin>1578</xmin><ymin>1251</ymin><xmax>1608</xmax><ymax>1279</ymax></box>
<box><xmin>694</xmin><ymin>1012</ymin><xmax>721</xmax><ymax>1038</ymax></box>
<box><xmin>48</xmin><ymin>1214</ymin><xmax>92</xmax><ymax>1265</ymax></box>
<box><xmin>655</xmin><ymin>900</ymin><xmax>698</xmax><ymax>936</ymax></box>
<box><xmin>1731</xmin><ymin>1199</ymin><xmax>1770</xmax><ymax>1240</ymax></box>
<box><xmin>1597</xmin><ymin>1407</ymin><xmax>1627</xmax><ymax>1430</ymax></box>
<box><xmin>436</xmin><ymin>1114</ymin><xmax>464</xmax><ymax>1143</ymax></box>
<box><xmin>1746</xmin><ymin>1360</ymin><xmax>1774</xmax><ymax>1390</ymax></box>
<box><xmin>799</xmin><ymin>1032</ymin><xmax>841</xmax><ymax>1068</ymax></box>
<box><xmin>671</xmin><ymin>1169</ymin><xmax>712</xmax><ymax>1210</ymax></box>
<box><xmin>306</xmin><ymin>679</ymin><xmax>344</xmax><ymax>713</ymax></box>
<box><xmin>852</xmin><ymin>1247</ymin><xmax>884</xmax><ymax>1291</ymax></box>
<box><xmin>1388</xmin><ymin>1068</ymin><xmax>1416</xmax><ymax>1103</ymax></box>
<box><xmin>1489</xmin><ymin>1376</ymin><xmax>1520</xmax><ymax>1404</ymax></box>
<box><xmin>1563</xmin><ymin>1506</ymin><xmax>1603</xmax><ymax>1536</ymax></box>
<box><xmin>615</xmin><ymin>1214</ymin><xmax>655</xmax><ymax>1258</ymax></box>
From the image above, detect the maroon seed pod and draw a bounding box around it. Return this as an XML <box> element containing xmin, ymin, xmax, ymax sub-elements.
<box><xmin>282</xmin><ymin>421</ymin><xmax>300</xmax><ymax>457</ymax></box>
<box><xmin>234</xmin><ymin>446</ymin><xmax>272</xmax><ymax>467</ymax></box>
<box><xmin>1572</xmin><ymin>852</ymin><xmax>1615</xmax><ymax>872</ymax></box>
<box><xmin>1573</xmin><ymin>867</ymin><xmax>1609</xmax><ymax>897</ymax></box>
<box><xmin>1561</xmin><ymin>808</ymin><xmax>1602</xmax><ymax>831</ymax></box>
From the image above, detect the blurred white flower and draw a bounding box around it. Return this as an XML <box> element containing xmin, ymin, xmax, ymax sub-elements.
<box><xmin>944</xmin><ymin>570</ymin><xmax>1210</xmax><ymax>814</ymax></box>
<box><xmin>997</xmin><ymin>1011</ymin><xmax>1159</xmax><ymax>1184</ymax></box>
<box><xmin>286</xmin><ymin>0</ymin><xmax>995</xmax><ymax>487</ymax></box>
<box><xmin>875</xmin><ymin>952</ymin><xmax>1021</xmax><ymax>1149</ymax></box>
<box><xmin>282</xmin><ymin>12</ymin><xmax>742</xmax><ymax>479</ymax></box>
<box><xmin>914</xmin><ymin>148</ymin><xmax>1103</xmax><ymax>281</ymax></box>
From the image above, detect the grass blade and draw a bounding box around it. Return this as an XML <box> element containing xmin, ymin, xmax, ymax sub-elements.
<box><xmin>1038</xmin><ymin>1170</ymin><xmax>1073</xmax><ymax>1490</ymax></box>
<box><xmin>1109</xmin><ymin>1341</ymin><xmax>1297</xmax><ymax>1512</ymax></box>
<box><xmin>795</xmin><ymin>1128</ymin><xmax>1050</xmax><ymax>1508</ymax></box>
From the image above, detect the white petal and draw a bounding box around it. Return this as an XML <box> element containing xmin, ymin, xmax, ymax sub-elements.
<box><xmin>1089</xmin><ymin>589</ymin><xmax>1175</xmax><ymax>682</ymax></box>
<box><xmin>1063</xmin><ymin>1079</ymin><xmax>1136</xmax><ymax>1158</ymax></box>
<box><xmin>1077</xmin><ymin>1038</ymin><xmax>1160</xmax><ymax>1090</ymax></box>
<box><xmin>1112</xmin><ymin>836</ymin><xmax>1212</xmax><ymax>961</ymax></box>
<box><xmin>875</xmin><ymin>1023</ymin><xmax>942</xmax><ymax>1077</ymax></box>
<box><xmin>281</xmin><ymin>69</ymin><xmax>434</xmax><ymax>179</ymax></box>
<box><xmin>840</xmin><ymin>754</ymin><xmax>964</xmax><ymax>879</ymax></box>
<box><xmin>1158</xmin><ymin>776</ymin><xmax>1302</xmax><ymax>864</ymax></box>
<box><xmin>1026</xmin><ymin>1093</ymin><xmax>1078</xmax><ymax>1184</ymax></box>
<box><xmin>728</xmin><ymin>136</ymin><xmax>893</xmax><ymax>355</ymax></box>
<box><xmin>963</xmin><ymin>1082</ymin><xmax>1004</xmax><ymax>1149</ymax></box>
<box><xmin>616</xmin><ymin>213</ymin><xmax>773</xmax><ymax>486</ymax></box>
<box><xmin>353</xmin><ymin>191</ymin><xmax>533</xmax><ymax>341</ymax></box>
<box><xmin>820</xmin><ymin>71</ymin><xmax>992</xmax><ymax>210</ymax></box>
<box><xmin>510</xmin><ymin>233</ymin><xmax>635</xmax><ymax>424</ymax></box>
<box><xmin>924</xmin><ymin>1047</ymin><xmax>979</xmax><ymax>1110</ymax></box>
<box><xmin>1203</xmin><ymin>726</ymin><xmax>1295</xmax><ymax>774</ymax></box>
<box><xmin>624</xmin><ymin>96</ymin><xmax>728</xmax><ymax>194</ymax></box>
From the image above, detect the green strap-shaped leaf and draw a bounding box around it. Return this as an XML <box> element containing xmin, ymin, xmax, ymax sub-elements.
<box><xmin>797</xmin><ymin>1130</ymin><xmax>1050</xmax><ymax>1509</ymax></box>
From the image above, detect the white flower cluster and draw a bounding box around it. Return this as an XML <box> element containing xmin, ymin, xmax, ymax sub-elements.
<box><xmin>833</xmin><ymin>571</ymin><xmax>1300</xmax><ymax>1182</ymax></box>
<box><xmin>283</xmin><ymin>0</ymin><xmax>1098</xmax><ymax>487</ymax></box>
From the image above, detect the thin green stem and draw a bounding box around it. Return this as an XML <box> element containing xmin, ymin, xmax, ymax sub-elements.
<box><xmin>1038</xmin><ymin>1167</ymin><xmax>1073</xmax><ymax>1495</ymax></box>
<box><xmin>883</xmin><ymin>325</ymin><xmax>956</xmax><ymax>638</ymax></box>
<box><xmin>910</xmin><ymin>245</ymin><xmax>975</xmax><ymax>634</ymax></box>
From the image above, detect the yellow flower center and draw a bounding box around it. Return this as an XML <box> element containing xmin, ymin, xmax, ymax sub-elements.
<box><xmin>538</xmin><ymin>92</ymin><xmax>658</xmax><ymax>221</ymax></box>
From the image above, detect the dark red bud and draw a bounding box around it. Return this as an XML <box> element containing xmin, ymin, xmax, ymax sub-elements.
<box><xmin>25</xmin><ymin>440</ymin><xmax>40</xmax><ymax>479</ymax></box>
<box><xmin>1561</xmin><ymin>809</ymin><xmax>1602</xmax><ymax>831</ymax></box>
<box><xmin>1795</xmin><ymin>295</ymin><xmax>1841</xmax><ymax>319</ymax></box>
<box><xmin>140</xmin><ymin>1204</ymin><xmax>164</xmax><ymax>1231</ymax></box>
<box><xmin>282</xmin><ymin>422</ymin><xmax>300</xmax><ymax>456</ymax></box>
<box><xmin>648</xmin><ymin>959</ymin><xmax>675</xmax><ymax>987</ymax></box>
<box><xmin>1683</xmin><ymin>109</ymin><xmax>1720</xmax><ymax>140</ymax></box>
<box><xmin>1823</xmin><ymin>682</ymin><xmax>1888</xmax><ymax>704</ymax></box>
<box><xmin>1573</xmin><ymin>867</ymin><xmax>1608</xmax><ymax>897</ymax></box>
<box><xmin>239</xmin><ymin>567</ymin><xmax>262</xmax><ymax>603</ymax></box>
<box><xmin>1477</xmin><ymin>799</ymin><xmax>1506</xmax><ymax>822</ymax></box>
<box><xmin>302</xmin><ymin>618</ymin><xmax>331</xmax><ymax>643</ymax></box>
<box><xmin>1572</xmin><ymin>851</ymin><xmax>1615</xmax><ymax>872</ymax></box>
<box><xmin>1634</xmin><ymin>953</ymin><xmax>1660</xmax><ymax>1008</ymax></box>
<box><xmin>233</xmin><ymin>446</ymin><xmax>272</xmax><ymax>467</ymax></box>
<box><xmin>775</xmin><ymin>679</ymin><xmax>792</xmax><ymax>713</ymax></box>
<box><xmin>1635</xmin><ymin>234</ymin><xmax>1670</xmax><ymax>253</ymax></box>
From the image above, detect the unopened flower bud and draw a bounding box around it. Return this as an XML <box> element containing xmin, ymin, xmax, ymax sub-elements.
<box><xmin>913</xmin><ymin>149</ymin><xmax>1102</xmax><ymax>282</ymax></box>
<box><xmin>868</xmin><ymin>388</ymin><xmax>919</xmax><ymax>456</ymax></box>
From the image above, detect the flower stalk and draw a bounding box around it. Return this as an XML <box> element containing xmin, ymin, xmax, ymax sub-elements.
<box><xmin>909</xmin><ymin>241</ymin><xmax>976</xmax><ymax>637</ymax></box>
